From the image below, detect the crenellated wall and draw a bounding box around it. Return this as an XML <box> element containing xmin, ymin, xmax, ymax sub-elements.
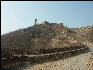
<box><xmin>1</xmin><ymin>44</ymin><xmax>89</xmax><ymax>68</ymax></box>
<box><xmin>69</xmin><ymin>25</ymin><xmax>93</xmax><ymax>30</ymax></box>
<box><xmin>1</xmin><ymin>44</ymin><xmax>86</xmax><ymax>55</ymax></box>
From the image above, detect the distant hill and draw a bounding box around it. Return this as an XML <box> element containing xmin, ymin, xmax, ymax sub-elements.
<box><xmin>69</xmin><ymin>25</ymin><xmax>93</xmax><ymax>44</ymax></box>
<box><xmin>1</xmin><ymin>21</ymin><xmax>93</xmax><ymax>49</ymax></box>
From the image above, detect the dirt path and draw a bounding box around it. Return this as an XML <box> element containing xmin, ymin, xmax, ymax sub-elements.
<box><xmin>23</xmin><ymin>51</ymin><xmax>92</xmax><ymax>70</ymax></box>
<box><xmin>23</xmin><ymin>40</ymin><xmax>93</xmax><ymax>70</ymax></box>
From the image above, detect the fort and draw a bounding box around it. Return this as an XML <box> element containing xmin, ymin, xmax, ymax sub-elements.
<box><xmin>69</xmin><ymin>25</ymin><xmax>93</xmax><ymax>30</ymax></box>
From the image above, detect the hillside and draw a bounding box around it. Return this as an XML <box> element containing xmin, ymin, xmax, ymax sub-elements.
<box><xmin>1</xmin><ymin>21</ymin><xmax>93</xmax><ymax>70</ymax></box>
<box><xmin>70</xmin><ymin>25</ymin><xmax>93</xmax><ymax>47</ymax></box>
<box><xmin>1</xmin><ymin>21</ymin><xmax>82</xmax><ymax>49</ymax></box>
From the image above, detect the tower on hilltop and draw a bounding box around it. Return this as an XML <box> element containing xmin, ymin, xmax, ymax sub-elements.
<box><xmin>35</xmin><ymin>19</ymin><xmax>37</xmax><ymax>25</ymax></box>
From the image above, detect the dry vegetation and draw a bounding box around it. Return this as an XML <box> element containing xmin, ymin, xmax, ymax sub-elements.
<box><xmin>1</xmin><ymin>22</ymin><xmax>93</xmax><ymax>70</ymax></box>
<box><xmin>1</xmin><ymin>22</ymin><xmax>82</xmax><ymax>49</ymax></box>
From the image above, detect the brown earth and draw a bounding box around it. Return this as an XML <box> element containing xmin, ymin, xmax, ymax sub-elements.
<box><xmin>1</xmin><ymin>22</ymin><xmax>93</xmax><ymax>70</ymax></box>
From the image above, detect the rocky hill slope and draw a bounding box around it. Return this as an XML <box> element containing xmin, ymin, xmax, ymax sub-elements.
<box><xmin>23</xmin><ymin>25</ymin><xmax>93</xmax><ymax>70</ymax></box>
<box><xmin>1</xmin><ymin>21</ymin><xmax>93</xmax><ymax>70</ymax></box>
<box><xmin>1</xmin><ymin>21</ymin><xmax>82</xmax><ymax>49</ymax></box>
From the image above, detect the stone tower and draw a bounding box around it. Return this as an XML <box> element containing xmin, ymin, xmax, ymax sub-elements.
<box><xmin>35</xmin><ymin>19</ymin><xmax>37</xmax><ymax>25</ymax></box>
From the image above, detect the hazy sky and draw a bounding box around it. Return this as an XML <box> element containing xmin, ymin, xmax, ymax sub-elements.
<box><xmin>1</xmin><ymin>1</ymin><xmax>93</xmax><ymax>35</ymax></box>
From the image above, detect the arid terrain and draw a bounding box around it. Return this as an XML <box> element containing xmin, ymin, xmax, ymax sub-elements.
<box><xmin>1</xmin><ymin>21</ymin><xmax>93</xmax><ymax>70</ymax></box>
<box><xmin>23</xmin><ymin>43</ymin><xmax>93</xmax><ymax>70</ymax></box>
<box><xmin>23</xmin><ymin>23</ymin><xmax>93</xmax><ymax>70</ymax></box>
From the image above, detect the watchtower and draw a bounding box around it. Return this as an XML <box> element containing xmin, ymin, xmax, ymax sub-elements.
<box><xmin>35</xmin><ymin>19</ymin><xmax>37</xmax><ymax>25</ymax></box>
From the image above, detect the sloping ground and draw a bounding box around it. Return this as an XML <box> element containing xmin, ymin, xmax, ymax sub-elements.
<box><xmin>1</xmin><ymin>23</ymin><xmax>81</xmax><ymax>49</ymax></box>
<box><xmin>23</xmin><ymin>42</ymin><xmax>93</xmax><ymax>70</ymax></box>
<box><xmin>86</xmin><ymin>27</ymin><xmax>93</xmax><ymax>43</ymax></box>
<box><xmin>1</xmin><ymin>22</ymin><xmax>93</xmax><ymax>70</ymax></box>
<box><xmin>70</xmin><ymin>25</ymin><xmax>93</xmax><ymax>44</ymax></box>
<box><xmin>23</xmin><ymin>51</ymin><xmax>93</xmax><ymax>70</ymax></box>
<box><xmin>23</xmin><ymin>25</ymin><xmax>93</xmax><ymax>70</ymax></box>
<box><xmin>86</xmin><ymin>54</ymin><xmax>93</xmax><ymax>70</ymax></box>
